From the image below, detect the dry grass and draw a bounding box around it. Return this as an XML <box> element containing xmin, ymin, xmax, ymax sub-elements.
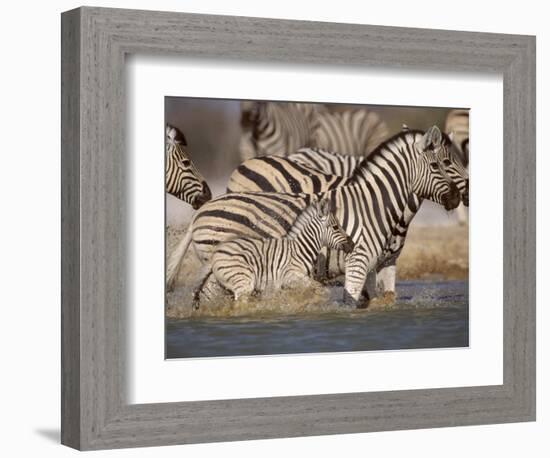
<box><xmin>396</xmin><ymin>224</ymin><xmax>469</xmax><ymax>281</ymax></box>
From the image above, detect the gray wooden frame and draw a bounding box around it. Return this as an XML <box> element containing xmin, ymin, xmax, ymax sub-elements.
<box><xmin>61</xmin><ymin>6</ymin><xmax>536</xmax><ymax>451</ymax></box>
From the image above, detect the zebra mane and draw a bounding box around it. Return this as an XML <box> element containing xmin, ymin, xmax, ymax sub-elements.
<box><xmin>350</xmin><ymin>129</ymin><xmax>422</xmax><ymax>177</ymax></box>
<box><xmin>166</xmin><ymin>124</ymin><xmax>187</xmax><ymax>146</ymax></box>
<box><xmin>286</xmin><ymin>201</ymin><xmax>320</xmax><ymax>240</ymax></box>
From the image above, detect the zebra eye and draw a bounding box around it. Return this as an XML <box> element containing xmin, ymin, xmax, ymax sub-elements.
<box><xmin>429</xmin><ymin>162</ymin><xmax>439</xmax><ymax>172</ymax></box>
<box><xmin>443</xmin><ymin>159</ymin><xmax>452</xmax><ymax>167</ymax></box>
<box><xmin>181</xmin><ymin>159</ymin><xmax>191</xmax><ymax>167</ymax></box>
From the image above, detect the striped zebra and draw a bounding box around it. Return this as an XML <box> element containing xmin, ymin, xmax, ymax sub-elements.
<box><xmin>445</xmin><ymin>109</ymin><xmax>469</xmax><ymax>167</ymax></box>
<box><xmin>287</xmin><ymin>124</ymin><xmax>411</xmax><ymax>176</ymax></box>
<box><xmin>166</xmin><ymin>127</ymin><xmax>467</xmax><ymax>306</ymax></box>
<box><xmin>288</xmin><ymin>147</ymin><xmax>363</xmax><ymax>176</ymax></box>
<box><xmin>239</xmin><ymin>101</ymin><xmax>323</xmax><ymax>160</ymax></box>
<box><xmin>445</xmin><ymin>109</ymin><xmax>470</xmax><ymax>224</ymax></box>
<box><xmin>239</xmin><ymin>101</ymin><xmax>389</xmax><ymax>160</ymax></box>
<box><xmin>312</xmin><ymin>108</ymin><xmax>389</xmax><ymax>158</ymax></box>
<box><xmin>207</xmin><ymin>198</ymin><xmax>354</xmax><ymax>303</ymax></box>
<box><xmin>166</xmin><ymin>125</ymin><xmax>212</xmax><ymax>209</ymax></box>
<box><xmin>225</xmin><ymin>126</ymin><xmax>468</xmax><ymax>301</ymax></box>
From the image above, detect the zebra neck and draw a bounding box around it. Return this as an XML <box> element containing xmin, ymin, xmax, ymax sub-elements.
<box><xmin>292</xmin><ymin>225</ymin><xmax>324</xmax><ymax>267</ymax></box>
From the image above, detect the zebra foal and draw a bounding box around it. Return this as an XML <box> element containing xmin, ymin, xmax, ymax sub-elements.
<box><xmin>208</xmin><ymin>198</ymin><xmax>354</xmax><ymax>302</ymax></box>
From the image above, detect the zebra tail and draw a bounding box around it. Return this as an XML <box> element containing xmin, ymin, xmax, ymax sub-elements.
<box><xmin>166</xmin><ymin>227</ymin><xmax>193</xmax><ymax>291</ymax></box>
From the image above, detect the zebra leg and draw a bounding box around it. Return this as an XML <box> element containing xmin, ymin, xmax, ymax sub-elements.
<box><xmin>343</xmin><ymin>245</ymin><xmax>372</xmax><ymax>308</ymax></box>
<box><xmin>192</xmin><ymin>268</ymin><xmax>213</xmax><ymax>310</ymax></box>
<box><xmin>314</xmin><ymin>247</ymin><xmax>329</xmax><ymax>282</ymax></box>
<box><xmin>192</xmin><ymin>268</ymin><xmax>228</xmax><ymax>309</ymax></box>
<box><xmin>374</xmin><ymin>264</ymin><xmax>397</xmax><ymax>305</ymax></box>
<box><xmin>361</xmin><ymin>270</ymin><xmax>377</xmax><ymax>301</ymax></box>
<box><xmin>166</xmin><ymin>228</ymin><xmax>193</xmax><ymax>291</ymax></box>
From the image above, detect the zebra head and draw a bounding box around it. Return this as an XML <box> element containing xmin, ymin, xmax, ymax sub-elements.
<box><xmin>441</xmin><ymin>131</ymin><xmax>469</xmax><ymax>207</ymax></box>
<box><xmin>412</xmin><ymin>126</ymin><xmax>467</xmax><ymax>211</ymax></box>
<box><xmin>165</xmin><ymin>125</ymin><xmax>212</xmax><ymax>209</ymax></box>
<box><xmin>313</xmin><ymin>199</ymin><xmax>355</xmax><ymax>253</ymax></box>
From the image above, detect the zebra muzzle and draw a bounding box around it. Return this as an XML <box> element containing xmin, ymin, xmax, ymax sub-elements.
<box><xmin>442</xmin><ymin>183</ymin><xmax>461</xmax><ymax>211</ymax></box>
<box><xmin>192</xmin><ymin>182</ymin><xmax>212</xmax><ymax>209</ymax></box>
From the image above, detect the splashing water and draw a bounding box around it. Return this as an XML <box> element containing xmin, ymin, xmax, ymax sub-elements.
<box><xmin>165</xmin><ymin>280</ymin><xmax>469</xmax><ymax>358</ymax></box>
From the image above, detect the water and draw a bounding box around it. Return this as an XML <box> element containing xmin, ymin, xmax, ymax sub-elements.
<box><xmin>166</xmin><ymin>280</ymin><xmax>468</xmax><ymax>359</ymax></box>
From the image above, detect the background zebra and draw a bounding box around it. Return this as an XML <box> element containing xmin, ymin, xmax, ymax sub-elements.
<box><xmin>224</xmin><ymin>126</ymin><xmax>468</xmax><ymax>302</ymax></box>
<box><xmin>239</xmin><ymin>101</ymin><xmax>324</xmax><ymax>160</ymax></box>
<box><xmin>445</xmin><ymin>109</ymin><xmax>470</xmax><ymax>224</ymax></box>
<box><xmin>166</xmin><ymin>125</ymin><xmax>212</xmax><ymax>209</ymax></box>
<box><xmin>167</xmin><ymin>127</ymin><xmax>467</xmax><ymax>305</ymax></box>
<box><xmin>445</xmin><ymin>109</ymin><xmax>469</xmax><ymax>167</ymax></box>
<box><xmin>208</xmin><ymin>198</ymin><xmax>353</xmax><ymax>303</ymax></box>
<box><xmin>239</xmin><ymin>101</ymin><xmax>389</xmax><ymax>160</ymax></box>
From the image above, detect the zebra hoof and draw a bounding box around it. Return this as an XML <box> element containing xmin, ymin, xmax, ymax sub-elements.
<box><xmin>343</xmin><ymin>290</ymin><xmax>367</xmax><ymax>309</ymax></box>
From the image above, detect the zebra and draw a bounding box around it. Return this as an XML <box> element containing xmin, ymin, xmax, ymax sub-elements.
<box><xmin>224</xmin><ymin>126</ymin><xmax>468</xmax><ymax>302</ymax></box>
<box><xmin>288</xmin><ymin>147</ymin><xmax>363</xmax><ymax>177</ymax></box>
<box><xmin>207</xmin><ymin>198</ymin><xmax>354</xmax><ymax>302</ymax></box>
<box><xmin>311</xmin><ymin>108</ymin><xmax>389</xmax><ymax>158</ymax></box>
<box><xmin>287</xmin><ymin>124</ymin><xmax>411</xmax><ymax>176</ymax></box>
<box><xmin>445</xmin><ymin>109</ymin><xmax>470</xmax><ymax>224</ymax></box>
<box><xmin>445</xmin><ymin>109</ymin><xmax>469</xmax><ymax>167</ymax></box>
<box><xmin>239</xmin><ymin>101</ymin><xmax>323</xmax><ymax>160</ymax></box>
<box><xmin>166</xmin><ymin>127</ymin><xmax>467</xmax><ymax>306</ymax></box>
<box><xmin>166</xmin><ymin>124</ymin><xmax>212</xmax><ymax>209</ymax></box>
<box><xmin>239</xmin><ymin>101</ymin><xmax>389</xmax><ymax>160</ymax></box>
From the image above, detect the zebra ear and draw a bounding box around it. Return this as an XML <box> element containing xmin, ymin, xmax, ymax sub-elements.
<box><xmin>448</xmin><ymin>130</ymin><xmax>455</xmax><ymax>143</ymax></box>
<box><xmin>415</xmin><ymin>125</ymin><xmax>442</xmax><ymax>152</ymax></box>
<box><xmin>401</xmin><ymin>123</ymin><xmax>410</xmax><ymax>132</ymax></box>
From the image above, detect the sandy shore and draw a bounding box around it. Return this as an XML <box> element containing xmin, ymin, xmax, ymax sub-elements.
<box><xmin>396</xmin><ymin>224</ymin><xmax>469</xmax><ymax>281</ymax></box>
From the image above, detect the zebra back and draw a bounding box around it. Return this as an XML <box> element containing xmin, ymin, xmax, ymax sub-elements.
<box><xmin>312</xmin><ymin>109</ymin><xmax>389</xmax><ymax>157</ymax></box>
<box><xmin>226</xmin><ymin>154</ymin><xmax>352</xmax><ymax>194</ymax></box>
<box><xmin>288</xmin><ymin>147</ymin><xmax>364</xmax><ymax>176</ymax></box>
<box><xmin>239</xmin><ymin>101</ymin><xmax>389</xmax><ymax>160</ymax></box>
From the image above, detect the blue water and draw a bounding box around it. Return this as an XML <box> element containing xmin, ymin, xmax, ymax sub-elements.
<box><xmin>166</xmin><ymin>280</ymin><xmax>468</xmax><ymax>359</ymax></box>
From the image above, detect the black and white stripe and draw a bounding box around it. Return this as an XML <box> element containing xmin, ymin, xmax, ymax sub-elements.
<box><xmin>166</xmin><ymin>125</ymin><xmax>212</xmax><ymax>209</ymax></box>
<box><xmin>288</xmin><ymin>147</ymin><xmax>363</xmax><ymax>177</ymax></box>
<box><xmin>239</xmin><ymin>101</ymin><xmax>389</xmax><ymax>160</ymax></box>
<box><xmin>208</xmin><ymin>199</ymin><xmax>353</xmax><ymax>302</ymax></box>
<box><xmin>167</xmin><ymin>127</ymin><xmax>468</xmax><ymax>305</ymax></box>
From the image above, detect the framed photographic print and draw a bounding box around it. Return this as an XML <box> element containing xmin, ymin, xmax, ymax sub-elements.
<box><xmin>61</xmin><ymin>6</ymin><xmax>536</xmax><ymax>450</ymax></box>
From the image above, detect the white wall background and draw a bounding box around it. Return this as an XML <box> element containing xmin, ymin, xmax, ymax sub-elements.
<box><xmin>0</xmin><ymin>1</ymin><xmax>546</xmax><ymax>456</ymax></box>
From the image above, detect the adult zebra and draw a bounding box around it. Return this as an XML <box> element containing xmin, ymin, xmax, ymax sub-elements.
<box><xmin>445</xmin><ymin>109</ymin><xmax>469</xmax><ymax>167</ymax></box>
<box><xmin>166</xmin><ymin>128</ymin><xmax>466</xmax><ymax>306</ymax></box>
<box><xmin>445</xmin><ymin>109</ymin><xmax>469</xmax><ymax>225</ymax></box>
<box><xmin>207</xmin><ymin>198</ymin><xmax>353</xmax><ymax>303</ymax></box>
<box><xmin>239</xmin><ymin>101</ymin><xmax>389</xmax><ymax>160</ymax></box>
<box><xmin>225</xmin><ymin>126</ymin><xmax>468</xmax><ymax>302</ymax></box>
<box><xmin>166</xmin><ymin>124</ymin><xmax>212</xmax><ymax>209</ymax></box>
<box><xmin>239</xmin><ymin>101</ymin><xmax>323</xmax><ymax>160</ymax></box>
